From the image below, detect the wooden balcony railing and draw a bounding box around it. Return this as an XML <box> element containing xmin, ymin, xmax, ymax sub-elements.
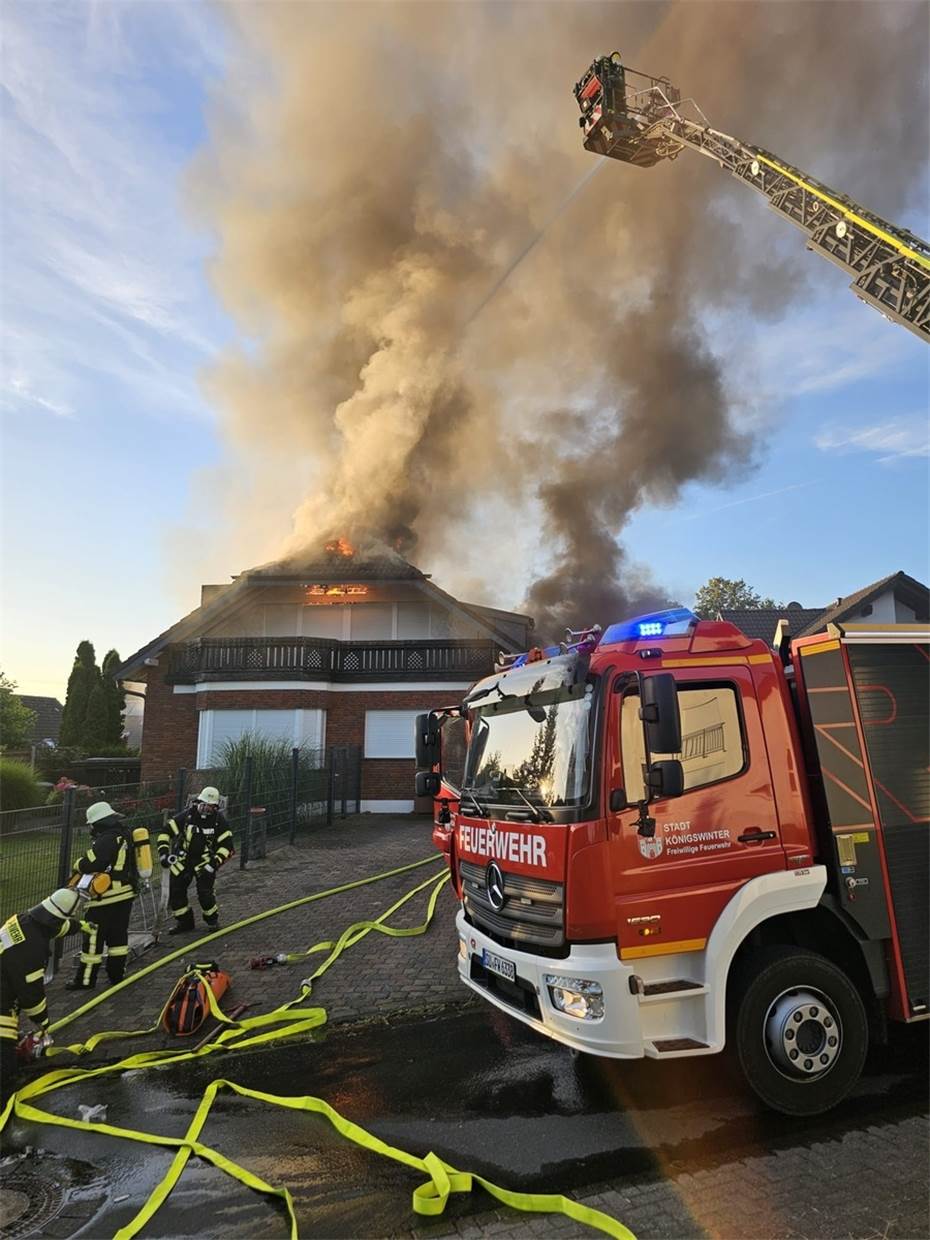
<box><xmin>167</xmin><ymin>637</ymin><xmax>499</xmax><ymax>683</ymax></box>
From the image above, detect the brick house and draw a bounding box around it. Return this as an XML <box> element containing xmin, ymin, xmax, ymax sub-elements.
<box><xmin>115</xmin><ymin>547</ymin><xmax>533</xmax><ymax>812</ymax></box>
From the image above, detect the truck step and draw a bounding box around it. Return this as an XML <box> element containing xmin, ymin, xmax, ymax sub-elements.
<box><xmin>652</xmin><ymin>1037</ymin><xmax>710</xmax><ymax>1054</ymax></box>
<box><xmin>641</xmin><ymin>979</ymin><xmax>705</xmax><ymax>999</ymax></box>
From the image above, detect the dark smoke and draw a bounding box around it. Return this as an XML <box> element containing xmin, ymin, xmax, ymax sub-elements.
<box><xmin>194</xmin><ymin>1</ymin><xmax>928</xmax><ymax>639</ymax></box>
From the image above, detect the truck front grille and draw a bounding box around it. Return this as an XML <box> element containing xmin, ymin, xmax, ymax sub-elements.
<box><xmin>459</xmin><ymin>859</ymin><xmax>564</xmax><ymax>949</ymax></box>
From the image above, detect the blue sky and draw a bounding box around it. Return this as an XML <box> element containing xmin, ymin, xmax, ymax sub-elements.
<box><xmin>1</xmin><ymin>2</ymin><xmax>927</xmax><ymax>698</ymax></box>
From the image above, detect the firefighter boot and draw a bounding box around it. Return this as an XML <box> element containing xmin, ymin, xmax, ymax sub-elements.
<box><xmin>105</xmin><ymin>951</ymin><xmax>129</xmax><ymax>984</ymax></box>
<box><xmin>66</xmin><ymin>963</ymin><xmax>99</xmax><ymax>991</ymax></box>
<box><xmin>203</xmin><ymin>913</ymin><xmax>219</xmax><ymax>929</ymax></box>
<box><xmin>168</xmin><ymin>909</ymin><xmax>195</xmax><ymax>936</ymax></box>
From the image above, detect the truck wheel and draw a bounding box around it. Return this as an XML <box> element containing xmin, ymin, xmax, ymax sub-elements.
<box><xmin>734</xmin><ymin>947</ymin><xmax>868</xmax><ymax>1116</ymax></box>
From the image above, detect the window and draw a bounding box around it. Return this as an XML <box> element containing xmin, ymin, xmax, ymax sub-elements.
<box><xmin>197</xmin><ymin>708</ymin><xmax>326</xmax><ymax>766</ymax></box>
<box><xmin>620</xmin><ymin>683</ymin><xmax>745</xmax><ymax>802</ymax></box>
<box><xmin>440</xmin><ymin>715</ymin><xmax>468</xmax><ymax>792</ymax></box>
<box><xmin>364</xmin><ymin>710</ymin><xmax>421</xmax><ymax>759</ymax></box>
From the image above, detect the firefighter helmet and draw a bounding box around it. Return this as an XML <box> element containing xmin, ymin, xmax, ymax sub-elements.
<box><xmin>198</xmin><ymin>786</ymin><xmax>221</xmax><ymax>806</ymax></box>
<box><xmin>86</xmin><ymin>801</ymin><xmax>123</xmax><ymax>826</ymax></box>
<box><xmin>41</xmin><ymin>888</ymin><xmax>81</xmax><ymax>920</ymax></box>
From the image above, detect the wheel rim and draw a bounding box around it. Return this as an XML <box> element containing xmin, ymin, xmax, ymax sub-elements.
<box><xmin>763</xmin><ymin>986</ymin><xmax>842</xmax><ymax>1080</ymax></box>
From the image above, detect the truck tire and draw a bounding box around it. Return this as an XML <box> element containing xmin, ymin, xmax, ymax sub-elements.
<box><xmin>734</xmin><ymin>946</ymin><xmax>868</xmax><ymax>1116</ymax></box>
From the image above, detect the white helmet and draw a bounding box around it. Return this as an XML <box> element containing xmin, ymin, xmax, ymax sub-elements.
<box><xmin>41</xmin><ymin>888</ymin><xmax>80</xmax><ymax>920</ymax></box>
<box><xmin>198</xmin><ymin>786</ymin><xmax>221</xmax><ymax>806</ymax></box>
<box><xmin>86</xmin><ymin>801</ymin><xmax>123</xmax><ymax>826</ymax></box>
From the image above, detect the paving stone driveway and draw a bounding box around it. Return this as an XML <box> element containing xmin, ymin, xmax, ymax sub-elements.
<box><xmin>44</xmin><ymin>814</ymin><xmax>471</xmax><ymax>1053</ymax></box>
<box><xmin>415</xmin><ymin>1114</ymin><xmax>929</xmax><ymax>1240</ymax></box>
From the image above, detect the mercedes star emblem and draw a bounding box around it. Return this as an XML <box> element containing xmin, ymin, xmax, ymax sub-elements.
<box><xmin>486</xmin><ymin>861</ymin><xmax>505</xmax><ymax>912</ymax></box>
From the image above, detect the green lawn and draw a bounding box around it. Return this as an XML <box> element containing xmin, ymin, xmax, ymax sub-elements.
<box><xmin>0</xmin><ymin>823</ymin><xmax>91</xmax><ymax>922</ymax></box>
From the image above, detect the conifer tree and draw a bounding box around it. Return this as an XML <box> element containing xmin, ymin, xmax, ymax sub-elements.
<box><xmin>101</xmin><ymin>650</ymin><xmax>126</xmax><ymax>745</ymax></box>
<box><xmin>59</xmin><ymin>641</ymin><xmax>99</xmax><ymax>746</ymax></box>
<box><xmin>82</xmin><ymin>681</ymin><xmax>110</xmax><ymax>750</ymax></box>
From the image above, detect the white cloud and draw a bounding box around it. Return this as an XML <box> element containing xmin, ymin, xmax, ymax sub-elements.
<box><xmin>815</xmin><ymin>416</ymin><xmax>930</xmax><ymax>463</ymax></box>
<box><xmin>0</xmin><ymin>2</ymin><xmax>228</xmax><ymax>425</ymax></box>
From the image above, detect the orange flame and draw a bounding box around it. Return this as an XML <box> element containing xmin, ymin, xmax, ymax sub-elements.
<box><xmin>325</xmin><ymin>537</ymin><xmax>355</xmax><ymax>558</ymax></box>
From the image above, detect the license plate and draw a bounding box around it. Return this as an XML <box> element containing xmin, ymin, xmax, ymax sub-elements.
<box><xmin>482</xmin><ymin>948</ymin><xmax>516</xmax><ymax>983</ymax></box>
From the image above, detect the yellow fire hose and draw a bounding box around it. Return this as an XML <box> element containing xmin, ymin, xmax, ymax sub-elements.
<box><xmin>2</xmin><ymin>857</ymin><xmax>635</xmax><ymax>1240</ymax></box>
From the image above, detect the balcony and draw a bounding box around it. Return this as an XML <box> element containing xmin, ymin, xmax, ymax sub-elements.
<box><xmin>167</xmin><ymin>637</ymin><xmax>499</xmax><ymax>684</ymax></box>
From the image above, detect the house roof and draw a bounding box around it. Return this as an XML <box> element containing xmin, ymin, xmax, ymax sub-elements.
<box><xmin>114</xmin><ymin>547</ymin><xmax>532</xmax><ymax>680</ymax></box>
<box><xmin>16</xmin><ymin>695</ymin><xmax>63</xmax><ymax>744</ymax></box>
<box><xmin>720</xmin><ymin>606</ymin><xmax>827</xmax><ymax>643</ymax></box>
<box><xmin>719</xmin><ymin>571</ymin><xmax>930</xmax><ymax>646</ymax></box>
<box><xmin>796</xmin><ymin>571</ymin><xmax>929</xmax><ymax>635</ymax></box>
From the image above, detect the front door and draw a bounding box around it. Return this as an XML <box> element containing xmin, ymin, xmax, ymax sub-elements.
<box><xmin>609</xmin><ymin>667</ymin><xmax>785</xmax><ymax>960</ymax></box>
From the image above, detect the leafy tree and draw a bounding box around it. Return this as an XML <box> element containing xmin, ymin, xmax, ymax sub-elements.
<box><xmin>512</xmin><ymin>707</ymin><xmax>558</xmax><ymax>795</ymax></box>
<box><xmin>0</xmin><ymin>671</ymin><xmax>36</xmax><ymax>750</ymax></box>
<box><xmin>101</xmin><ymin>650</ymin><xmax>126</xmax><ymax>745</ymax></box>
<box><xmin>59</xmin><ymin>640</ymin><xmax>100</xmax><ymax>746</ymax></box>
<box><xmin>693</xmin><ymin>577</ymin><xmax>783</xmax><ymax>619</ymax></box>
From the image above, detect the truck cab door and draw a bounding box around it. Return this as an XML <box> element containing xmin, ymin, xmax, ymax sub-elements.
<box><xmin>609</xmin><ymin>667</ymin><xmax>785</xmax><ymax>960</ymax></box>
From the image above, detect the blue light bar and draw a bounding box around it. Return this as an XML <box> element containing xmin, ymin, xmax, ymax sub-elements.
<box><xmin>601</xmin><ymin>607</ymin><xmax>698</xmax><ymax>645</ymax></box>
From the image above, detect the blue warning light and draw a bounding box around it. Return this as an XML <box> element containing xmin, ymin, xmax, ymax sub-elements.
<box><xmin>601</xmin><ymin>608</ymin><xmax>698</xmax><ymax>645</ymax></box>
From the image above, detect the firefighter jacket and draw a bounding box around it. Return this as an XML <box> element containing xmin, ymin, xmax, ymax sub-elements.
<box><xmin>158</xmin><ymin>807</ymin><xmax>233</xmax><ymax>875</ymax></box>
<box><xmin>0</xmin><ymin>907</ymin><xmax>76</xmax><ymax>1033</ymax></box>
<box><xmin>72</xmin><ymin>818</ymin><xmax>137</xmax><ymax>906</ymax></box>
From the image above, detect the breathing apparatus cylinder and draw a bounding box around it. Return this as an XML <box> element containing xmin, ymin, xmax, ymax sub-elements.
<box><xmin>132</xmin><ymin>826</ymin><xmax>153</xmax><ymax>879</ymax></box>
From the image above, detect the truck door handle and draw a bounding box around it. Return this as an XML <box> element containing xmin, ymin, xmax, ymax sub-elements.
<box><xmin>737</xmin><ymin>830</ymin><xmax>776</xmax><ymax>844</ymax></box>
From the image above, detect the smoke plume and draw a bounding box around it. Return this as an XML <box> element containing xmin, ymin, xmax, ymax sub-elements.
<box><xmin>194</xmin><ymin>1</ymin><xmax>928</xmax><ymax>639</ymax></box>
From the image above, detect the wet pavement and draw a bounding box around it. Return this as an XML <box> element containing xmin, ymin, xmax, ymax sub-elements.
<box><xmin>3</xmin><ymin>1003</ymin><xmax>927</xmax><ymax>1239</ymax></box>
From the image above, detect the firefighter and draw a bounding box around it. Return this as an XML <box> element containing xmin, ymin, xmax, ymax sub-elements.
<box><xmin>158</xmin><ymin>787</ymin><xmax>233</xmax><ymax>934</ymax></box>
<box><xmin>66</xmin><ymin>802</ymin><xmax>138</xmax><ymax>991</ymax></box>
<box><xmin>1</xmin><ymin>888</ymin><xmax>81</xmax><ymax>1103</ymax></box>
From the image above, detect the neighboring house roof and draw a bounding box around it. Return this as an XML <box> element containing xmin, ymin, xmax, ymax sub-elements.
<box><xmin>719</xmin><ymin>571</ymin><xmax>930</xmax><ymax>646</ymax></box>
<box><xmin>720</xmin><ymin>606</ymin><xmax>827</xmax><ymax>642</ymax></box>
<box><xmin>16</xmin><ymin>695</ymin><xmax>63</xmax><ymax>744</ymax></box>
<box><xmin>796</xmin><ymin>571</ymin><xmax>929</xmax><ymax>636</ymax></box>
<box><xmin>115</xmin><ymin>547</ymin><xmax>532</xmax><ymax>680</ymax></box>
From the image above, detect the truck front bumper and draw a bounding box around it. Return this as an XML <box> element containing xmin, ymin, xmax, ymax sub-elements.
<box><xmin>456</xmin><ymin>910</ymin><xmax>645</xmax><ymax>1059</ymax></box>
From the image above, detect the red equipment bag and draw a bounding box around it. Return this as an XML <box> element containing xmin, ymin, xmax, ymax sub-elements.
<box><xmin>162</xmin><ymin>961</ymin><xmax>231</xmax><ymax>1037</ymax></box>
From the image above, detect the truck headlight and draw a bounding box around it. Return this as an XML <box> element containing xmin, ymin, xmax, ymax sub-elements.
<box><xmin>544</xmin><ymin>975</ymin><xmax>604</xmax><ymax>1021</ymax></box>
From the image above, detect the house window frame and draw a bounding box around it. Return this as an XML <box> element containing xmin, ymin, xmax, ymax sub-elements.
<box><xmin>197</xmin><ymin>707</ymin><xmax>326</xmax><ymax>767</ymax></box>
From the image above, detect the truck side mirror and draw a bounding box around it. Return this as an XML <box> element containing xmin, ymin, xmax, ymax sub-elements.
<box><xmin>609</xmin><ymin>788</ymin><xmax>629</xmax><ymax>812</ymax></box>
<box><xmin>415</xmin><ymin>770</ymin><xmax>441</xmax><ymax>797</ymax></box>
<box><xmin>646</xmin><ymin>760</ymin><xmax>684</xmax><ymax>800</ymax></box>
<box><xmin>639</xmin><ymin>673</ymin><xmax>682</xmax><ymax>755</ymax></box>
<box><xmin>414</xmin><ymin>713</ymin><xmax>441</xmax><ymax>769</ymax></box>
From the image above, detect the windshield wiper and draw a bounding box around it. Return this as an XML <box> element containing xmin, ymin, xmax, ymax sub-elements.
<box><xmin>498</xmin><ymin>785</ymin><xmax>552</xmax><ymax>823</ymax></box>
<box><xmin>460</xmin><ymin>787</ymin><xmax>489</xmax><ymax>817</ymax></box>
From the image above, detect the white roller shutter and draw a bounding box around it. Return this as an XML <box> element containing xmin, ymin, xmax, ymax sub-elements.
<box><xmin>198</xmin><ymin>708</ymin><xmax>327</xmax><ymax>765</ymax></box>
<box><xmin>364</xmin><ymin>710</ymin><xmax>420</xmax><ymax>759</ymax></box>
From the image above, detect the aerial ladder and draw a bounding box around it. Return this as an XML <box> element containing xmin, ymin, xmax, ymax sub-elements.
<box><xmin>574</xmin><ymin>53</ymin><xmax>930</xmax><ymax>342</ymax></box>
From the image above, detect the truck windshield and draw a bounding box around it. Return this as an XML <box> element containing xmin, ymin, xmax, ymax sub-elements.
<box><xmin>462</xmin><ymin>684</ymin><xmax>594</xmax><ymax>809</ymax></box>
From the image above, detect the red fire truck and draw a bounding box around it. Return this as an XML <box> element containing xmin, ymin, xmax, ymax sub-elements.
<box><xmin>415</xmin><ymin>609</ymin><xmax>929</xmax><ymax>1114</ymax></box>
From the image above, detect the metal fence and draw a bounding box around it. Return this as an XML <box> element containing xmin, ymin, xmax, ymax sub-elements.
<box><xmin>0</xmin><ymin>746</ymin><xmax>361</xmax><ymax>967</ymax></box>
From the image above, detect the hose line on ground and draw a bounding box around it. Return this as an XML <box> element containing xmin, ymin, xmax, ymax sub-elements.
<box><xmin>4</xmin><ymin>857</ymin><xmax>635</xmax><ymax>1240</ymax></box>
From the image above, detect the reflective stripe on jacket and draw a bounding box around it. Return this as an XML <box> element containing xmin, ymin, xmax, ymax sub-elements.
<box><xmin>72</xmin><ymin>823</ymin><xmax>137</xmax><ymax>905</ymax></box>
<box><xmin>157</xmin><ymin>808</ymin><xmax>232</xmax><ymax>870</ymax></box>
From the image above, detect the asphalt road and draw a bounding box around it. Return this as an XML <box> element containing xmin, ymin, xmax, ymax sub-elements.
<box><xmin>3</xmin><ymin>1005</ymin><xmax>928</xmax><ymax>1239</ymax></box>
